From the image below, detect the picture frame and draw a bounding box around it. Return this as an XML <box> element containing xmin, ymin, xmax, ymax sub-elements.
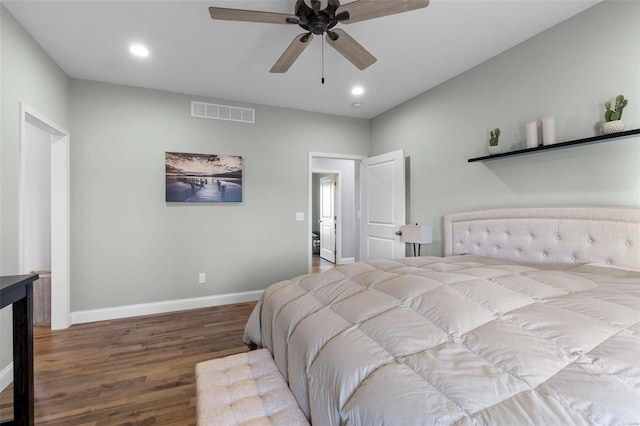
<box><xmin>165</xmin><ymin>151</ymin><xmax>243</xmax><ymax>202</ymax></box>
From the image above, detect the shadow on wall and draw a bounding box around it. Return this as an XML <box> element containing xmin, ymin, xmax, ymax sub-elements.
<box><xmin>481</xmin><ymin>137</ymin><xmax>639</xmax><ymax>198</ymax></box>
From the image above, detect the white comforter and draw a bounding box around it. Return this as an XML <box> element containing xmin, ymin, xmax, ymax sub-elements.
<box><xmin>244</xmin><ymin>255</ymin><xmax>640</xmax><ymax>425</ymax></box>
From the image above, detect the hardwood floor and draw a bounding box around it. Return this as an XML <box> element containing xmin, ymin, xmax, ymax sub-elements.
<box><xmin>0</xmin><ymin>302</ymin><xmax>256</xmax><ymax>425</ymax></box>
<box><xmin>312</xmin><ymin>254</ymin><xmax>336</xmax><ymax>274</ymax></box>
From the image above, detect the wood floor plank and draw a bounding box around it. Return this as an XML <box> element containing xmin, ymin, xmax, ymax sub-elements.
<box><xmin>0</xmin><ymin>302</ymin><xmax>256</xmax><ymax>425</ymax></box>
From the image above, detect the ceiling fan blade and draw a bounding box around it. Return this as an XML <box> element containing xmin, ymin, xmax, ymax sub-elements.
<box><xmin>209</xmin><ymin>7</ymin><xmax>297</xmax><ymax>24</ymax></box>
<box><xmin>325</xmin><ymin>29</ymin><xmax>376</xmax><ymax>70</ymax></box>
<box><xmin>337</xmin><ymin>0</ymin><xmax>429</xmax><ymax>24</ymax></box>
<box><xmin>270</xmin><ymin>33</ymin><xmax>314</xmax><ymax>73</ymax></box>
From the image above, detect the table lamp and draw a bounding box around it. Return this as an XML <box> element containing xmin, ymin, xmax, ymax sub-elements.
<box><xmin>400</xmin><ymin>224</ymin><xmax>433</xmax><ymax>256</ymax></box>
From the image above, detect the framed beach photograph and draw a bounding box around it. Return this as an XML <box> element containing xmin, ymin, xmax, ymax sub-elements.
<box><xmin>165</xmin><ymin>152</ymin><xmax>243</xmax><ymax>202</ymax></box>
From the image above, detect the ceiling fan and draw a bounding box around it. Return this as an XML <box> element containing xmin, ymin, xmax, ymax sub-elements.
<box><xmin>208</xmin><ymin>0</ymin><xmax>429</xmax><ymax>73</ymax></box>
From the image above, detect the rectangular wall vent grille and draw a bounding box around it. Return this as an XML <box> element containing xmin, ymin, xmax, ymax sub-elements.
<box><xmin>191</xmin><ymin>101</ymin><xmax>255</xmax><ymax>124</ymax></box>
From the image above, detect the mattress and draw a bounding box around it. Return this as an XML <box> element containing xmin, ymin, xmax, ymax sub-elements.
<box><xmin>243</xmin><ymin>255</ymin><xmax>640</xmax><ymax>425</ymax></box>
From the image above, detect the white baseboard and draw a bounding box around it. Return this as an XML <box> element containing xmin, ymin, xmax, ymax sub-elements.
<box><xmin>71</xmin><ymin>290</ymin><xmax>263</xmax><ymax>325</ymax></box>
<box><xmin>0</xmin><ymin>363</ymin><xmax>12</xmax><ymax>393</ymax></box>
<box><xmin>339</xmin><ymin>257</ymin><xmax>355</xmax><ymax>264</ymax></box>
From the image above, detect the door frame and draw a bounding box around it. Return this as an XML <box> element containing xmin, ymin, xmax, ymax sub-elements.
<box><xmin>308</xmin><ymin>153</ymin><xmax>366</xmax><ymax>273</ymax></box>
<box><xmin>18</xmin><ymin>102</ymin><xmax>71</xmax><ymax>330</ymax></box>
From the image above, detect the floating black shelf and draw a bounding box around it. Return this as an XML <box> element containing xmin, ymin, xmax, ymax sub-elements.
<box><xmin>468</xmin><ymin>128</ymin><xmax>640</xmax><ymax>162</ymax></box>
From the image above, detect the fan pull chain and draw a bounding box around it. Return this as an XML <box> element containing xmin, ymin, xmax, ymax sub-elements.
<box><xmin>321</xmin><ymin>36</ymin><xmax>325</xmax><ymax>84</ymax></box>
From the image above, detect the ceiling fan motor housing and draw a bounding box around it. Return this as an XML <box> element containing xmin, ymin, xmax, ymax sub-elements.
<box><xmin>295</xmin><ymin>0</ymin><xmax>342</xmax><ymax>35</ymax></box>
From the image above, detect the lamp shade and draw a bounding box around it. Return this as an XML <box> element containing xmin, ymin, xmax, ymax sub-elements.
<box><xmin>401</xmin><ymin>225</ymin><xmax>433</xmax><ymax>244</ymax></box>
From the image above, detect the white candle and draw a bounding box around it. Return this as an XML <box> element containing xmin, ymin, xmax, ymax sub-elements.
<box><xmin>526</xmin><ymin>121</ymin><xmax>538</xmax><ymax>148</ymax></box>
<box><xmin>542</xmin><ymin>116</ymin><xmax>557</xmax><ymax>145</ymax></box>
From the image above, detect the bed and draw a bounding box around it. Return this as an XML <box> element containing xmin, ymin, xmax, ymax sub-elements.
<box><xmin>244</xmin><ymin>207</ymin><xmax>640</xmax><ymax>425</ymax></box>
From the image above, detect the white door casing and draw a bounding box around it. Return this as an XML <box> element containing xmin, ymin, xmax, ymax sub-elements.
<box><xmin>319</xmin><ymin>175</ymin><xmax>336</xmax><ymax>263</ymax></box>
<box><xmin>360</xmin><ymin>150</ymin><xmax>406</xmax><ymax>261</ymax></box>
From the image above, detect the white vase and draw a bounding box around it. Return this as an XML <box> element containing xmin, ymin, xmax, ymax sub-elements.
<box><xmin>542</xmin><ymin>116</ymin><xmax>557</xmax><ymax>145</ymax></box>
<box><xmin>526</xmin><ymin>121</ymin><xmax>539</xmax><ymax>149</ymax></box>
<box><xmin>488</xmin><ymin>145</ymin><xmax>501</xmax><ymax>155</ymax></box>
<box><xmin>602</xmin><ymin>120</ymin><xmax>624</xmax><ymax>134</ymax></box>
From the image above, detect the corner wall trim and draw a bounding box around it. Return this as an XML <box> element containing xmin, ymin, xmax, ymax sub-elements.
<box><xmin>71</xmin><ymin>290</ymin><xmax>263</xmax><ymax>325</ymax></box>
<box><xmin>0</xmin><ymin>363</ymin><xmax>13</xmax><ymax>393</ymax></box>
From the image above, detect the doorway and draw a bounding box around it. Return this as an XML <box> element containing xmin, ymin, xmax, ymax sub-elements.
<box><xmin>308</xmin><ymin>153</ymin><xmax>365</xmax><ymax>273</ymax></box>
<box><xmin>312</xmin><ymin>172</ymin><xmax>338</xmax><ymax>273</ymax></box>
<box><xmin>308</xmin><ymin>150</ymin><xmax>407</xmax><ymax>272</ymax></box>
<box><xmin>318</xmin><ymin>173</ymin><xmax>337</xmax><ymax>263</ymax></box>
<box><xmin>19</xmin><ymin>103</ymin><xmax>71</xmax><ymax>330</ymax></box>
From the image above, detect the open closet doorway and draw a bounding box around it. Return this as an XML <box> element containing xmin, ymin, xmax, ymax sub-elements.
<box><xmin>19</xmin><ymin>103</ymin><xmax>71</xmax><ymax>330</ymax></box>
<box><xmin>309</xmin><ymin>153</ymin><xmax>365</xmax><ymax>274</ymax></box>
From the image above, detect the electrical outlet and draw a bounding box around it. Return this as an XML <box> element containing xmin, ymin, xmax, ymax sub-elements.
<box><xmin>296</xmin><ymin>212</ymin><xmax>304</xmax><ymax>221</ymax></box>
<box><xmin>199</xmin><ymin>273</ymin><xmax>206</xmax><ymax>284</ymax></box>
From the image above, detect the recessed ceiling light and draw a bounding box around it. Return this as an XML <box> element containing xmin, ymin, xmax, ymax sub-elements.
<box><xmin>352</xmin><ymin>103</ymin><xmax>363</xmax><ymax>108</ymax></box>
<box><xmin>129</xmin><ymin>44</ymin><xmax>149</xmax><ymax>57</ymax></box>
<box><xmin>351</xmin><ymin>86</ymin><xmax>364</xmax><ymax>96</ymax></box>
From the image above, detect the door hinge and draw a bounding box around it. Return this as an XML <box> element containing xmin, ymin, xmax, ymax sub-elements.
<box><xmin>333</xmin><ymin>181</ymin><xmax>337</xmax><ymax>187</ymax></box>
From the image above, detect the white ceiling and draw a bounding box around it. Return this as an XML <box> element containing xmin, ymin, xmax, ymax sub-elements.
<box><xmin>3</xmin><ymin>0</ymin><xmax>599</xmax><ymax>119</ymax></box>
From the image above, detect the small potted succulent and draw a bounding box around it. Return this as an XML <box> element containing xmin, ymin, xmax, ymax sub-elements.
<box><xmin>488</xmin><ymin>128</ymin><xmax>501</xmax><ymax>154</ymax></box>
<box><xmin>602</xmin><ymin>94</ymin><xmax>628</xmax><ymax>134</ymax></box>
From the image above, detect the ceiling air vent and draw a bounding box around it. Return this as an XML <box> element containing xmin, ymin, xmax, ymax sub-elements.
<box><xmin>191</xmin><ymin>101</ymin><xmax>255</xmax><ymax>124</ymax></box>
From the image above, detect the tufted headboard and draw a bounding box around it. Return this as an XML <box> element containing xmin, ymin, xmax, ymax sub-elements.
<box><xmin>444</xmin><ymin>207</ymin><xmax>640</xmax><ymax>270</ymax></box>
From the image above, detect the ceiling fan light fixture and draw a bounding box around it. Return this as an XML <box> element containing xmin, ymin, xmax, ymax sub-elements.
<box><xmin>129</xmin><ymin>44</ymin><xmax>149</xmax><ymax>57</ymax></box>
<box><xmin>351</xmin><ymin>86</ymin><xmax>364</xmax><ymax>95</ymax></box>
<box><xmin>209</xmin><ymin>0</ymin><xmax>429</xmax><ymax>72</ymax></box>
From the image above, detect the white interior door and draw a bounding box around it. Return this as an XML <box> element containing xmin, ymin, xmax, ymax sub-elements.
<box><xmin>319</xmin><ymin>175</ymin><xmax>336</xmax><ymax>263</ymax></box>
<box><xmin>360</xmin><ymin>150</ymin><xmax>405</xmax><ymax>261</ymax></box>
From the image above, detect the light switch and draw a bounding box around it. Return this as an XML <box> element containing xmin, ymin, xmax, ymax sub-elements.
<box><xmin>296</xmin><ymin>212</ymin><xmax>304</xmax><ymax>221</ymax></box>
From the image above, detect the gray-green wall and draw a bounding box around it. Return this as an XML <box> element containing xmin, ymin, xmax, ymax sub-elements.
<box><xmin>69</xmin><ymin>80</ymin><xmax>370</xmax><ymax>311</ymax></box>
<box><xmin>0</xmin><ymin>5</ymin><xmax>69</xmax><ymax>378</ymax></box>
<box><xmin>371</xmin><ymin>0</ymin><xmax>640</xmax><ymax>255</ymax></box>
